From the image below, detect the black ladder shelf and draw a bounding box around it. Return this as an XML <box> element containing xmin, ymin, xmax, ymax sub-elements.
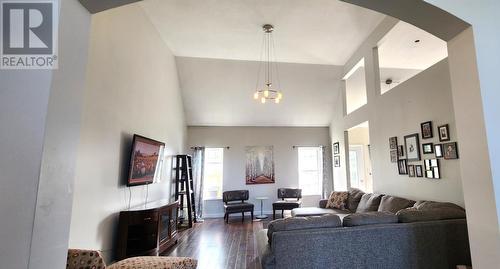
<box><xmin>174</xmin><ymin>155</ymin><xmax>196</xmax><ymax>228</ymax></box>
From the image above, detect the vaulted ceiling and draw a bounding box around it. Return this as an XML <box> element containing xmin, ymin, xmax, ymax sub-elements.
<box><xmin>136</xmin><ymin>0</ymin><xmax>447</xmax><ymax>127</ymax></box>
<box><xmin>140</xmin><ymin>0</ymin><xmax>385</xmax><ymax>65</ymax></box>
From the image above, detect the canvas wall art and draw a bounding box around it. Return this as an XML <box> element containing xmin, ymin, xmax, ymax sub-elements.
<box><xmin>245</xmin><ymin>146</ymin><xmax>275</xmax><ymax>184</ymax></box>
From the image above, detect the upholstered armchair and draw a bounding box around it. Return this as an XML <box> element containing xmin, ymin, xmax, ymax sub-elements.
<box><xmin>272</xmin><ymin>188</ymin><xmax>302</xmax><ymax>219</ymax></box>
<box><xmin>66</xmin><ymin>249</ymin><xmax>197</xmax><ymax>269</ymax></box>
<box><xmin>223</xmin><ymin>190</ymin><xmax>254</xmax><ymax>223</ymax></box>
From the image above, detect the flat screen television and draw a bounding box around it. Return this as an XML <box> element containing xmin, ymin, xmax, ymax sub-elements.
<box><xmin>127</xmin><ymin>134</ymin><xmax>165</xmax><ymax>186</ymax></box>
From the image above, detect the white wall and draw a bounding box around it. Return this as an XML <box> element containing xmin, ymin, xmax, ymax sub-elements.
<box><xmin>187</xmin><ymin>127</ymin><xmax>332</xmax><ymax>217</ymax></box>
<box><xmin>175</xmin><ymin>57</ymin><xmax>343</xmax><ymax>127</ymax></box>
<box><xmin>0</xmin><ymin>0</ymin><xmax>91</xmax><ymax>268</ymax></box>
<box><xmin>68</xmin><ymin>3</ymin><xmax>186</xmax><ymax>262</ymax></box>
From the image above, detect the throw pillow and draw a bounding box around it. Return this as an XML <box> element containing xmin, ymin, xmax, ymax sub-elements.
<box><xmin>325</xmin><ymin>191</ymin><xmax>348</xmax><ymax>210</ymax></box>
<box><xmin>377</xmin><ymin>195</ymin><xmax>415</xmax><ymax>213</ymax></box>
<box><xmin>346</xmin><ymin>188</ymin><xmax>365</xmax><ymax>212</ymax></box>
<box><xmin>356</xmin><ymin>193</ymin><xmax>384</xmax><ymax>213</ymax></box>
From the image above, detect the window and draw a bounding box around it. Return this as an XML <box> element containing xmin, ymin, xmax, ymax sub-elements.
<box><xmin>344</xmin><ymin>58</ymin><xmax>367</xmax><ymax>115</ymax></box>
<box><xmin>203</xmin><ymin>148</ymin><xmax>224</xmax><ymax>200</ymax></box>
<box><xmin>298</xmin><ymin>147</ymin><xmax>323</xmax><ymax>196</ymax></box>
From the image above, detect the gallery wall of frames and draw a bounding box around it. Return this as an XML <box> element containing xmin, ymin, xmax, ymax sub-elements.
<box><xmin>389</xmin><ymin>121</ymin><xmax>459</xmax><ymax>179</ymax></box>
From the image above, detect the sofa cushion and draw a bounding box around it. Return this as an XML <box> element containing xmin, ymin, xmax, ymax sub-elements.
<box><xmin>342</xmin><ymin>211</ymin><xmax>398</xmax><ymax>227</ymax></box>
<box><xmin>291</xmin><ymin>207</ymin><xmax>349</xmax><ymax>217</ymax></box>
<box><xmin>325</xmin><ymin>191</ymin><xmax>348</xmax><ymax>210</ymax></box>
<box><xmin>224</xmin><ymin>202</ymin><xmax>254</xmax><ymax>213</ymax></box>
<box><xmin>378</xmin><ymin>195</ymin><xmax>415</xmax><ymax>213</ymax></box>
<box><xmin>413</xmin><ymin>200</ymin><xmax>465</xmax><ymax>211</ymax></box>
<box><xmin>267</xmin><ymin>214</ymin><xmax>342</xmax><ymax>244</ymax></box>
<box><xmin>346</xmin><ymin>188</ymin><xmax>365</xmax><ymax>212</ymax></box>
<box><xmin>356</xmin><ymin>193</ymin><xmax>383</xmax><ymax>213</ymax></box>
<box><xmin>396</xmin><ymin>207</ymin><xmax>466</xmax><ymax>223</ymax></box>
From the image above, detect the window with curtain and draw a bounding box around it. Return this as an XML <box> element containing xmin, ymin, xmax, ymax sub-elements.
<box><xmin>298</xmin><ymin>147</ymin><xmax>323</xmax><ymax>196</ymax></box>
<box><xmin>203</xmin><ymin>148</ymin><xmax>224</xmax><ymax>200</ymax></box>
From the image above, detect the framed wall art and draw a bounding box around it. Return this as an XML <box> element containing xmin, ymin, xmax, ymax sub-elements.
<box><xmin>438</xmin><ymin>124</ymin><xmax>451</xmax><ymax>142</ymax></box>
<box><xmin>415</xmin><ymin>165</ymin><xmax>423</xmax><ymax>177</ymax></box>
<box><xmin>398</xmin><ymin>159</ymin><xmax>408</xmax><ymax>175</ymax></box>
<box><xmin>334</xmin><ymin>155</ymin><xmax>341</xmax><ymax>167</ymax></box>
<box><xmin>408</xmin><ymin>165</ymin><xmax>415</xmax><ymax>177</ymax></box>
<box><xmin>420</xmin><ymin>121</ymin><xmax>433</xmax><ymax>139</ymax></box>
<box><xmin>422</xmin><ymin>143</ymin><xmax>434</xmax><ymax>154</ymax></box>
<box><xmin>389</xmin><ymin>136</ymin><xmax>398</xmax><ymax>150</ymax></box>
<box><xmin>424</xmin><ymin>159</ymin><xmax>441</xmax><ymax>179</ymax></box>
<box><xmin>390</xmin><ymin>150</ymin><xmax>398</xmax><ymax>163</ymax></box>
<box><xmin>398</xmin><ymin>145</ymin><xmax>404</xmax><ymax>158</ymax></box>
<box><xmin>245</xmin><ymin>146</ymin><xmax>275</xmax><ymax>184</ymax></box>
<box><xmin>443</xmin><ymin>142</ymin><xmax>459</xmax><ymax>159</ymax></box>
<box><xmin>404</xmin><ymin>133</ymin><xmax>421</xmax><ymax>162</ymax></box>
<box><xmin>333</xmin><ymin>142</ymin><xmax>340</xmax><ymax>155</ymax></box>
<box><xmin>434</xmin><ymin>144</ymin><xmax>443</xmax><ymax>158</ymax></box>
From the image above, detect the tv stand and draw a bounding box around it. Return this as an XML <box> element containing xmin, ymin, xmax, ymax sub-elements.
<box><xmin>116</xmin><ymin>200</ymin><xmax>178</xmax><ymax>260</ymax></box>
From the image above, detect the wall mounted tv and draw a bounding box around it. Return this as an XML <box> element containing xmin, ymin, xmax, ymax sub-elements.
<box><xmin>127</xmin><ymin>134</ymin><xmax>165</xmax><ymax>186</ymax></box>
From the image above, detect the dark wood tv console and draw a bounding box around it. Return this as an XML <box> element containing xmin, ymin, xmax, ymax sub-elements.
<box><xmin>116</xmin><ymin>200</ymin><xmax>178</xmax><ymax>260</ymax></box>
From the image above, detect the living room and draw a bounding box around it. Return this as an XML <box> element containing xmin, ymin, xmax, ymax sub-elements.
<box><xmin>1</xmin><ymin>1</ymin><xmax>500</xmax><ymax>269</ymax></box>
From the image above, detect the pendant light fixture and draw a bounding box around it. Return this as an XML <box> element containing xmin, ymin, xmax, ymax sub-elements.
<box><xmin>253</xmin><ymin>24</ymin><xmax>283</xmax><ymax>104</ymax></box>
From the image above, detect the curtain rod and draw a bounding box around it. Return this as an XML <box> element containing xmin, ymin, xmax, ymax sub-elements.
<box><xmin>292</xmin><ymin>145</ymin><xmax>326</xmax><ymax>149</ymax></box>
<box><xmin>190</xmin><ymin>146</ymin><xmax>230</xmax><ymax>150</ymax></box>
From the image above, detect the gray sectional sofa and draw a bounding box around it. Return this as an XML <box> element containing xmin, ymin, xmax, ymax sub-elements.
<box><xmin>257</xmin><ymin>189</ymin><xmax>471</xmax><ymax>269</ymax></box>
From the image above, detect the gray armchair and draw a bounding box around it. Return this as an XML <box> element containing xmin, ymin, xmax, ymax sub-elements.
<box><xmin>223</xmin><ymin>190</ymin><xmax>254</xmax><ymax>223</ymax></box>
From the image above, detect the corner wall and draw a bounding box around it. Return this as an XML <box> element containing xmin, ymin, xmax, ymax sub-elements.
<box><xmin>68</xmin><ymin>3</ymin><xmax>187</xmax><ymax>262</ymax></box>
<box><xmin>187</xmin><ymin>126</ymin><xmax>332</xmax><ymax>217</ymax></box>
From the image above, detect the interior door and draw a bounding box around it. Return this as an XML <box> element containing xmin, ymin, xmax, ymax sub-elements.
<box><xmin>349</xmin><ymin>145</ymin><xmax>365</xmax><ymax>190</ymax></box>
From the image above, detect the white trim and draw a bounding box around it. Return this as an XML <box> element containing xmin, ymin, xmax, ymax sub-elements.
<box><xmin>202</xmin><ymin>210</ymin><xmax>275</xmax><ymax>219</ymax></box>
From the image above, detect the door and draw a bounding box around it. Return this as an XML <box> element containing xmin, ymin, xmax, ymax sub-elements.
<box><xmin>349</xmin><ymin>145</ymin><xmax>365</xmax><ymax>190</ymax></box>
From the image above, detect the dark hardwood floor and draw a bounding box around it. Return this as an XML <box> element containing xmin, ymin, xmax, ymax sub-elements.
<box><xmin>163</xmin><ymin>217</ymin><xmax>268</xmax><ymax>269</ymax></box>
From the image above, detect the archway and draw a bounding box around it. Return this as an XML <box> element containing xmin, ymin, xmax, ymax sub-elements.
<box><xmin>340</xmin><ymin>1</ymin><xmax>500</xmax><ymax>268</ymax></box>
<box><xmin>1</xmin><ymin>1</ymin><xmax>498</xmax><ymax>268</ymax></box>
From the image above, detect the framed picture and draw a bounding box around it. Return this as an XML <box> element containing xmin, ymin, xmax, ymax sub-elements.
<box><xmin>443</xmin><ymin>142</ymin><xmax>459</xmax><ymax>159</ymax></box>
<box><xmin>424</xmin><ymin>158</ymin><xmax>440</xmax><ymax>179</ymax></box>
<box><xmin>415</xmin><ymin>165</ymin><xmax>423</xmax><ymax>177</ymax></box>
<box><xmin>420</xmin><ymin>121</ymin><xmax>433</xmax><ymax>139</ymax></box>
<box><xmin>408</xmin><ymin>165</ymin><xmax>415</xmax><ymax>177</ymax></box>
<box><xmin>398</xmin><ymin>145</ymin><xmax>404</xmax><ymax>157</ymax></box>
<box><xmin>398</xmin><ymin>159</ymin><xmax>408</xmax><ymax>175</ymax></box>
<box><xmin>246</xmin><ymin>146</ymin><xmax>275</xmax><ymax>184</ymax></box>
<box><xmin>438</xmin><ymin>124</ymin><xmax>451</xmax><ymax>142</ymax></box>
<box><xmin>333</xmin><ymin>142</ymin><xmax>340</xmax><ymax>155</ymax></box>
<box><xmin>434</xmin><ymin>144</ymin><xmax>443</xmax><ymax>158</ymax></box>
<box><xmin>389</xmin><ymin>137</ymin><xmax>398</xmax><ymax>150</ymax></box>
<box><xmin>390</xmin><ymin>150</ymin><xmax>398</xmax><ymax>163</ymax></box>
<box><xmin>404</xmin><ymin>133</ymin><xmax>421</xmax><ymax>162</ymax></box>
<box><xmin>422</xmin><ymin>143</ymin><xmax>434</xmax><ymax>154</ymax></box>
<box><xmin>334</xmin><ymin>155</ymin><xmax>340</xmax><ymax>167</ymax></box>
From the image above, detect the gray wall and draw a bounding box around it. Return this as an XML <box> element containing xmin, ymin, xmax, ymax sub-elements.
<box><xmin>187</xmin><ymin>126</ymin><xmax>332</xmax><ymax>217</ymax></box>
<box><xmin>68</xmin><ymin>3</ymin><xmax>187</xmax><ymax>262</ymax></box>
<box><xmin>0</xmin><ymin>0</ymin><xmax>91</xmax><ymax>268</ymax></box>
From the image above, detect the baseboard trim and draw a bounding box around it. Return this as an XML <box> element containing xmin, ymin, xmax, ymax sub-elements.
<box><xmin>202</xmin><ymin>210</ymin><xmax>274</xmax><ymax>219</ymax></box>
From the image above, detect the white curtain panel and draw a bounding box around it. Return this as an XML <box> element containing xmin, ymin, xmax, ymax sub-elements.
<box><xmin>192</xmin><ymin>147</ymin><xmax>205</xmax><ymax>220</ymax></box>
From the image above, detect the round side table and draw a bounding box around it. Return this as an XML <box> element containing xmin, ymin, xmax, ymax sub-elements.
<box><xmin>255</xmin><ymin>197</ymin><xmax>269</xmax><ymax>219</ymax></box>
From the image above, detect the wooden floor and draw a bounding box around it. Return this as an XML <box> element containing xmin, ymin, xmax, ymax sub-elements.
<box><xmin>163</xmin><ymin>217</ymin><xmax>267</xmax><ymax>269</ymax></box>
